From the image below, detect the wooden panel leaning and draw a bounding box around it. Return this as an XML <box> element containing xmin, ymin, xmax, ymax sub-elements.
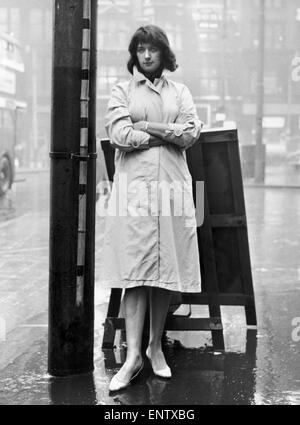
<box><xmin>184</xmin><ymin>128</ymin><xmax>257</xmax><ymax>327</ymax></box>
<box><xmin>100</xmin><ymin>128</ymin><xmax>256</xmax><ymax>351</ymax></box>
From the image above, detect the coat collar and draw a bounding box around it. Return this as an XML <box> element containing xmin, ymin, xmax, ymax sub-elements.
<box><xmin>133</xmin><ymin>66</ymin><xmax>169</xmax><ymax>86</ymax></box>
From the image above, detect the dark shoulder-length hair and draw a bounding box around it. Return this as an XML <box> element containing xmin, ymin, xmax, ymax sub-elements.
<box><xmin>127</xmin><ymin>25</ymin><xmax>178</xmax><ymax>75</ymax></box>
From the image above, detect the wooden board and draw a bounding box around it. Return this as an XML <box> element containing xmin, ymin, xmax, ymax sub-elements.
<box><xmin>185</xmin><ymin>129</ymin><xmax>256</xmax><ymax>325</ymax></box>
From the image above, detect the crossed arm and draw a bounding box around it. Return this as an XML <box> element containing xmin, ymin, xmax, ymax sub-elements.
<box><xmin>133</xmin><ymin>121</ymin><xmax>173</xmax><ymax>148</ymax></box>
<box><xmin>133</xmin><ymin>120</ymin><xmax>203</xmax><ymax>151</ymax></box>
<box><xmin>105</xmin><ymin>84</ymin><xmax>203</xmax><ymax>152</ymax></box>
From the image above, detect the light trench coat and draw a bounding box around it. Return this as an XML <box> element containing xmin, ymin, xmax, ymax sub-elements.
<box><xmin>98</xmin><ymin>67</ymin><xmax>203</xmax><ymax>293</ymax></box>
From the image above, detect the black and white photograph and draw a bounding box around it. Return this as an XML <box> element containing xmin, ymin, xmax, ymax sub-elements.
<box><xmin>0</xmin><ymin>0</ymin><xmax>300</xmax><ymax>409</ymax></box>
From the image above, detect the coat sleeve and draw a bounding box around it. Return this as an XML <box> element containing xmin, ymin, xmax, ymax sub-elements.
<box><xmin>164</xmin><ymin>84</ymin><xmax>204</xmax><ymax>151</ymax></box>
<box><xmin>105</xmin><ymin>83</ymin><xmax>150</xmax><ymax>152</ymax></box>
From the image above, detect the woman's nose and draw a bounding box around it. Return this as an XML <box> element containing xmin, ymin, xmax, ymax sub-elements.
<box><xmin>144</xmin><ymin>49</ymin><xmax>151</xmax><ymax>59</ymax></box>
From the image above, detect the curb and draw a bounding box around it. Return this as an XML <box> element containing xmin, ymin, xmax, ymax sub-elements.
<box><xmin>13</xmin><ymin>170</ymin><xmax>300</xmax><ymax>189</ymax></box>
<box><xmin>15</xmin><ymin>168</ymin><xmax>50</xmax><ymax>175</ymax></box>
<box><xmin>243</xmin><ymin>180</ymin><xmax>300</xmax><ymax>189</ymax></box>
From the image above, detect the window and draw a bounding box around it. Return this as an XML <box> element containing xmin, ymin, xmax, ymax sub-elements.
<box><xmin>263</xmin><ymin>116</ymin><xmax>285</xmax><ymax>129</ymax></box>
<box><xmin>265</xmin><ymin>23</ymin><xmax>285</xmax><ymax>50</ymax></box>
<box><xmin>250</xmin><ymin>72</ymin><xmax>281</xmax><ymax>95</ymax></box>
<box><xmin>98</xmin><ymin>66</ymin><xmax>119</xmax><ymax>94</ymax></box>
<box><xmin>164</xmin><ymin>22</ymin><xmax>182</xmax><ymax>51</ymax></box>
<box><xmin>199</xmin><ymin>78</ymin><xmax>219</xmax><ymax>96</ymax></box>
<box><xmin>98</xmin><ymin>19</ymin><xmax>130</xmax><ymax>51</ymax></box>
<box><xmin>1</xmin><ymin>109</ymin><xmax>14</xmax><ymax>129</ymax></box>
<box><xmin>264</xmin><ymin>75</ymin><xmax>279</xmax><ymax>95</ymax></box>
<box><xmin>265</xmin><ymin>0</ymin><xmax>282</xmax><ymax>8</ymax></box>
<box><xmin>30</xmin><ymin>9</ymin><xmax>43</xmax><ymax>42</ymax></box>
<box><xmin>10</xmin><ymin>8</ymin><xmax>20</xmax><ymax>39</ymax></box>
<box><xmin>0</xmin><ymin>8</ymin><xmax>8</xmax><ymax>34</ymax></box>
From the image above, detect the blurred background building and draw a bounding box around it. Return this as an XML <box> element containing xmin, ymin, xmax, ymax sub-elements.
<box><xmin>0</xmin><ymin>0</ymin><xmax>52</xmax><ymax>169</ymax></box>
<box><xmin>0</xmin><ymin>0</ymin><xmax>300</xmax><ymax>171</ymax></box>
<box><xmin>97</xmin><ymin>0</ymin><xmax>300</xmax><ymax>156</ymax></box>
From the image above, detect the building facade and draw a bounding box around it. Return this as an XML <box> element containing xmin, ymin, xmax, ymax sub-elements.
<box><xmin>239</xmin><ymin>0</ymin><xmax>300</xmax><ymax>151</ymax></box>
<box><xmin>0</xmin><ymin>0</ymin><xmax>52</xmax><ymax>167</ymax></box>
<box><xmin>98</xmin><ymin>0</ymin><xmax>300</xmax><ymax>152</ymax></box>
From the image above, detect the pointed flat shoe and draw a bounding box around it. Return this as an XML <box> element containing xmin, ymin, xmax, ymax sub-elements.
<box><xmin>146</xmin><ymin>349</ymin><xmax>172</xmax><ymax>379</ymax></box>
<box><xmin>109</xmin><ymin>360</ymin><xmax>144</xmax><ymax>392</ymax></box>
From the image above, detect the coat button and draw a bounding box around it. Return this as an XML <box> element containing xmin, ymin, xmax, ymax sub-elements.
<box><xmin>132</xmin><ymin>140</ymin><xmax>140</xmax><ymax>148</ymax></box>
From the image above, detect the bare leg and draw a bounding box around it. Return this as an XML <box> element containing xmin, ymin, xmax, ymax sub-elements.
<box><xmin>147</xmin><ymin>287</ymin><xmax>172</xmax><ymax>371</ymax></box>
<box><xmin>112</xmin><ymin>286</ymin><xmax>148</xmax><ymax>383</ymax></box>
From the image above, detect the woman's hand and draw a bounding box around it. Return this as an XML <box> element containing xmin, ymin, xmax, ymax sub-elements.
<box><xmin>133</xmin><ymin>121</ymin><xmax>148</xmax><ymax>131</ymax></box>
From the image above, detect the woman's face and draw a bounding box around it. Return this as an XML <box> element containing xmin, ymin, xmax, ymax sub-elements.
<box><xmin>136</xmin><ymin>42</ymin><xmax>162</xmax><ymax>75</ymax></box>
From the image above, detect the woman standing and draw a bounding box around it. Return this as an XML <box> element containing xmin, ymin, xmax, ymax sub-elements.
<box><xmin>101</xmin><ymin>25</ymin><xmax>203</xmax><ymax>392</ymax></box>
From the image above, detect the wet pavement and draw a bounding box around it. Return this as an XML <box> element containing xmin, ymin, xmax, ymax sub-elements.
<box><xmin>0</xmin><ymin>166</ymin><xmax>300</xmax><ymax>405</ymax></box>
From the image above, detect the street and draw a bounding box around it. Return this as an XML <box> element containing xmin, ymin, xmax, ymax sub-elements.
<box><xmin>0</xmin><ymin>168</ymin><xmax>300</xmax><ymax>404</ymax></box>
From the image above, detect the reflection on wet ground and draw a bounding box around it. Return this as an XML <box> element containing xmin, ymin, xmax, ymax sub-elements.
<box><xmin>48</xmin><ymin>372</ymin><xmax>99</xmax><ymax>405</ymax></box>
<box><xmin>0</xmin><ymin>172</ymin><xmax>49</xmax><ymax>222</ymax></box>
<box><xmin>102</xmin><ymin>330</ymin><xmax>257</xmax><ymax>405</ymax></box>
<box><xmin>1</xmin><ymin>318</ymin><xmax>299</xmax><ymax>405</ymax></box>
<box><xmin>46</xmin><ymin>326</ymin><xmax>298</xmax><ymax>405</ymax></box>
